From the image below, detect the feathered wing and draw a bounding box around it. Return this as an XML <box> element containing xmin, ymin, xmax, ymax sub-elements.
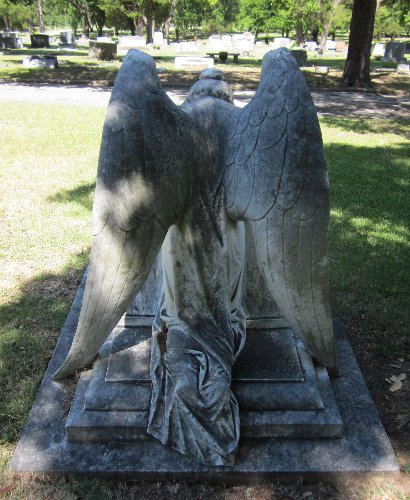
<box><xmin>224</xmin><ymin>48</ymin><xmax>339</xmax><ymax>374</ymax></box>
<box><xmin>53</xmin><ymin>50</ymin><xmax>195</xmax><ymax>379</ymax></box>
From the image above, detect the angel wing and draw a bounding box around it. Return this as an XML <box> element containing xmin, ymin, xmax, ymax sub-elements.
<box><xmin>224</xmin><ymin>48</ymin><xmax>339</xmax><ymax>374</ymax></box>
<box><xmin>53</xmin><ymin>50</ymin><xmax>195</xmax><ymax>379</ymax></box>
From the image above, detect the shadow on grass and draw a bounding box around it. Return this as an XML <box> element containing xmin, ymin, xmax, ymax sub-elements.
<box><xmin>325</xmin><ymin>140</ymin><xmax>409</xmax><ymax>358</ymax></box>
<box><xmin>324</xmin><ymin>116</ymin><xmax>410</xmax><ymax>140</ymax></box>
<box><xmin>0</xmin><ymin>252</ymin><xmax>89</xmax><ymax>444</ymax></box>
<box><xmin>47</xmin><ymin>182</ymin><xmax>95</xmax><ymax>212</ymax></box>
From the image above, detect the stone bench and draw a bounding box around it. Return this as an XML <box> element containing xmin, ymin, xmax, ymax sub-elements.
<box><xmin>174</xmin><ymin>56</ymin><xmax>214</xmax><ymax>70</ymax></box>
<box><xmin>207</xmin><ymin>51</ymin><xmax>240</xmax><ymax>63</ymax></box>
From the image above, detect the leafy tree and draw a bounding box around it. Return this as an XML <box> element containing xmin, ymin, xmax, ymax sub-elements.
<box><xmin>0</xmin><ymin>0</ymin><xmax>35</xmax><ymax>31</ymax></box>
<box><xmin>374</xmin><ymin>3</ymin><xmax>403</xmax><ymax>39</ymax></box>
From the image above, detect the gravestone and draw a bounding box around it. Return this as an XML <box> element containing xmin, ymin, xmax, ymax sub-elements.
<box><xmin>232</xmin><ymin>32</ymin><xmax>254</xmax><ymax>55</ymax></box>
<box><xmin>174</xmin><ymin>56</ymin><xmax>214</xmax><ymax>70</ymax></box>
<box><xmin>30</xmin><ymin>34</ymin><xmax>50</xmax><ymax>48</ymax></box>
<box><xmin>325</xmin><ymin>40</ymin><xmax>336</xmax><ymax>51</ymax></box>
<box><xmin>291</xmin><ymin>49</ymin><xmax>307</xmax><ymax>67</ymax></box>
<box><xmin>60</xmin><ymin>31</ymin><xmax>76</xmax><ymax>47</ymax></box>
<box><xmin>96</xmin><ymin>36</ymin><xmax>112</xmax><ymax>43</ymax></box>
<box><xmin>305</xmin><ymin>41</ymin><xmax>318</xmax><ymax>51</ymax></box>
<box><xmin>89</xmin><ymin>40</ymin><xmax>117</xmax><ymax>60</ymax></box>
<box><xmin>270</xmin><ymin>37</ymin><xmax>291</xmax><ymax>49</ymax></box>
<box><xmin>383</xmin><ymin>42</ymin><xmax>406</xmax><ymax>62</ymax></box>
<box><xmin>0</xmin><ymin>32</ymin><xmax>23</xmax><ymax>49</ymax></box>
<box><xmin>372</xmin><ymin>43</ymin><xmax>385</xmax><ymax>58</ymax></box>
<box><xmin>22</xmin><ymin>55</ymin><xmax>58</xmax><ymax>68</ymax></box>
<box><xmin>118</xmin><ymin>35</ymin><xmax>146</xmax><ymax>55</ymax></box>
<box><xmin>335</xmin><ymin>41</ymin><xmax>347</xmax><ymax>53</ymax></box>
<box><xmin>153</xmin><ymin>31</ymin><xmax>166</xmax><ymax>48</ymax></box>
<box><xmin>12</xmin><ymin>48</ymin><xmax>399</xmax><ymax>480</ymax></box>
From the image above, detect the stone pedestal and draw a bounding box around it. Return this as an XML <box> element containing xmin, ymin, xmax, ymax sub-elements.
<box><xmin>384</xmin><ymin>42</ymin><xmax>406</xmax><ymax>63</ymax></box>
<box><xmin>11</xmin><ymin>268</ymin><xmax>399</xmax><ymax>480</ymax></box>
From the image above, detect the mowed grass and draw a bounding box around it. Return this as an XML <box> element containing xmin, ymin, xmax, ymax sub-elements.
<box><xmin>0</xmin><ymin>102</ymin><xmax>409</xmax><ymax>495</ymax></box>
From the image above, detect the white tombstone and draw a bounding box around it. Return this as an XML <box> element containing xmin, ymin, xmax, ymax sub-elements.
<box><xmin>174</xmin><ymin>56</ymin><xmax>214</xmax><ymax>70</ymax></box>
<box><xmin>305</xmin><ymin>41</ymin><xmax>318</xmax><ymax>52</ymax></box>
<box><xmin>221</xmin><ymin>35</ymin><xmax>233</xmax><ymax>50</ymax></box>
<box><xmin>372</xmin><ymin>43</ymin><xmax>385</xmax><ymax>58</ymax></box>
<box><xmin>232</xmin><ymin>32</ymin><xmax>255</xmax><ymax>54</ymax></box>
<box><xmin>270</xmin><ymin>37</ymin><xmax>291</xmax><ymax>50</ymax></box>
<box><xmin>97</xmin><ymin>36</ymin><xmax>112</xmax><ymax>43</ymax></box>
<box><xmin>325</xmin><ymin>40</ymin><xmax>337</xmax><ymax>51</ymax></box>
<box><xmin>153</xmin><ymin>31</ymin><xmax>164</xmax><ymax>47</ymax></box>
<box><xmin>207</xmin><ymin>34</ymin><xmax>223</xmax><ymax>52</ymax></box>
<box><xmin>118</xmin><ymin>35</ymin><xmax>146</xmax><ymax>55</ymax></box>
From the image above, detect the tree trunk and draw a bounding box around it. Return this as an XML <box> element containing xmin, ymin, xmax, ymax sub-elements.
<box><xmin>163</xmin><ymin>0</ymin><xmax>177</xmax><ymax>39</ymax></box>
<box><xmin>27</xmin><ymin>17</ymin><xmax>34</xmax><ymax>34</ymax></box>
<box><xmin>341</xmin><ymin>0</ymin><xmax>377</xmax><ymax>88</ymax></box>
<box><xmin>295</xmin><ymin>20</ymin><xmax>304</xmax><ymax>47</ymax></box>
<box><xmin>127</xmin><ymin>17</ymin><xmax>136</xmax><ymax>35</ymax></box>
<box><xmin>319</xmin><ymin>0</ymin><xmax>341</xmax><ymax>52</ymax></box>
<box><xmin>135</xmin><ymin>17</ymin><xmax>144</xmax><ymax>36</ymax></box>
<box><xmin>146</xmin><ymin>18</ymin><xmax>155</xmax><ymax>44</ymax></box>
<box><xmin>36</xmin><ymin>0</ymin><xmax>45</xmax><ymax>33</ymax></box>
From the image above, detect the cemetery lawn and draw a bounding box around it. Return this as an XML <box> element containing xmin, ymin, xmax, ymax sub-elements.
<box><xmin>0</xmin><ymin>103</ymin><xmax>409</xmax><ymax>497</ymax></box>
<box><xmin>0</xmin><ymin>48</ymin><xmax>409</xmax><ymax>94</ymax></box>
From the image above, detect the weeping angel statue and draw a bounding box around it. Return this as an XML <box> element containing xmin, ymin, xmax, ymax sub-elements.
<box><xmin>53</xmin><ymin>48</ymin><xmax>339</xmax><ymax>466</ymax></box>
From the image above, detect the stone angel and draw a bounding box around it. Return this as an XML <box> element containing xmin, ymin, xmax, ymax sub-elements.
<box><xmin>53</xmin><ymin>48</ymin><xmax>339</xmax><ymax>466</ymax></box>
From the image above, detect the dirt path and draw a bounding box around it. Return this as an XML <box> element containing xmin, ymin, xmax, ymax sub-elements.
<box><xmin>1</xmin><ymin>83</ymin><xmax>409</xmax><ymax>118</ymax></box>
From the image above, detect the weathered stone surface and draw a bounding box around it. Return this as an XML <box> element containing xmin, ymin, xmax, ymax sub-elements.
<box><xmin>89</xmin><ymin>40</ymin><xmax>117</xmax><ymax>60</ymax></box>
<box><xmin>30</xmin><ymin>34</ymin><xmax>50</xmax><ymax>48</ymax></box>
<box><xmin>174</xmin><ymin>56</ymin><xmax>214</xmax><ymax>70</ymax></box>
<box><xmin>384</xmin><ymin>42</ymin><xmax>407</xmax><ymax>62</ymax></box>
<box><xmin>291</xmin><ymin>49</ymin><xmax>307</xmax><ymax>67</ymax></box>
<box><xmin>11</xmin><ymin>279</ymin><xmax>399</xmax><ymax>479</ymax></box>
<box><xmin>22</xmin><ymin>55</ymin><xmax>58</xmax><ymax>69</ymax></box>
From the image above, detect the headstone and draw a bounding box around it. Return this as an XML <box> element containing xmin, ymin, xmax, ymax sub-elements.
<box><xmin>315</xmin><ymin>66</ymin><xmax>329</xmax><ymax>74</ymax></box>
<box><xmin>383</xmin><ymin>42</ymin><xmax>406</xmax><ymax>62</ymax></box>
<box><xmin>325</xmin><ymin>40</ymin><xmax>336</xmax><ymax>51</ymax></box>
<box><xmin>397</xmin><ymin>63</ymin><xmax>410</xmax><ymax>74</ymax></box>
<box><xmin>118</xmin><ymin>35</ymin><xmax>146</xmax><ymax>55</ymax></box>
<box><xmin>22</xmin><ymin>55</ymin><xmax>58</xmax><ymax>68</ymax></box>
<box><xmin>0</xmin><ymin>32</ymin><xmax>23</xmax><ymax>49</ymax></box>
<box><xmin>207</xmin><ymin>34</ymin><xmax>223</xmax><ymax>52</ymax></box>
<box><xmin>153</xmin><ymin>31</ymin><xmax>165</xmax><ymax>48</ymax></box>
<box><xmin>232</xmin><ymin>32</ymin><xmax>254</xmax><ymax>55</ymax></box>
<box><xmin>89</xmin><ymin>41</ymin><xmax>117</xmax><ymax>60</ymax></box>
<box><xmin>372</xmin><ymin>43</ymin><xmax>385</xmax><ymax>58</ymax></box>
<box><xmin>30</xmin><ymin>34</ymin><xmax>50</xmax><ymax>48</ymax></box>
<box><xmin>60</xmin><ymin>31</ymin><xmax>76</xmax><ymax>47</ymax></box>
<box><xmin>291</xmin><ymin>49</ymin><xmax>307</xmax><ymax>67</ymax></box>
<box><xmin>77</xmin><ymin>35</ymin><xmax>89</xmax><ymax>47</ymax></box>
<box><xmin>335</xmin><ymin>41</ymin><xmax>347</xmax><ymax>53</ymax></box>
<box><xmin>174</xmin><ymin>56</ymin><xmax>214</xmax><ymax>70</ymax></box>
<box><xmin>305</xmin><ymin>41</ymin><xmax>318</xmax><ymax>51</ymax></box>
<box><xmin>270</xmin><ymin>37</ymin><xmax>291</xmax><ymax>49</ymax></box>
<box><xmin>97</xmin><ymin>36</ymin><xmax>112</xmax><ymax>43</ymax></box>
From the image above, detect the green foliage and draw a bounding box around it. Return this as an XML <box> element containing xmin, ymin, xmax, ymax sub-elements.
<box><xmin>374</xmin><ymin>4</ymin><xmax>404</xmax><ymax>40</ymax></box>
<box><xmin>0</xmin><ymin>0</ymin><xmax>35</xmax><ymax>30</ymax></box>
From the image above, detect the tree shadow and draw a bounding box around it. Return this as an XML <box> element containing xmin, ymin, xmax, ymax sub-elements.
<box><xmin>0</xmin><ymin>252</ymin><xmax>89</xmax><ymax>444</ymax></box>
<box><xmin>47</xmin><ymin>182</ymin><xmax>95</xmax><ymax>213</ymax></box>
<box><xmin>325</xmin><ymin>141</ymin><xmax>409</xmax><ymax>357</ymax></box>
<box><xmin>323</xmin><ymin>116</ymin><xmax>410</xmax><ymax>140</ymax></box>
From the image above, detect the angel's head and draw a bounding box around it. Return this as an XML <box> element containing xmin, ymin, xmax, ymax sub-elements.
<box><xmin>185</xmin><ymin>68</ymin><xmax>234</xmax><ymax>104</ymax></box>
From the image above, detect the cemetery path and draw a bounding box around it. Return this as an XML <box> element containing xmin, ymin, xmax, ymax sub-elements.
<box><xmin>0</xmin><ymin>83</ymin><xmax>409</xmax><ymax>118</ymax></box>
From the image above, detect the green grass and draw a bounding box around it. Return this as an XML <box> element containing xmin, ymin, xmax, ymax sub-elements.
<box><xmin>0</xmin><ymin>102</ymin><xmax>409</xmax><ymax>495</ymax></box>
